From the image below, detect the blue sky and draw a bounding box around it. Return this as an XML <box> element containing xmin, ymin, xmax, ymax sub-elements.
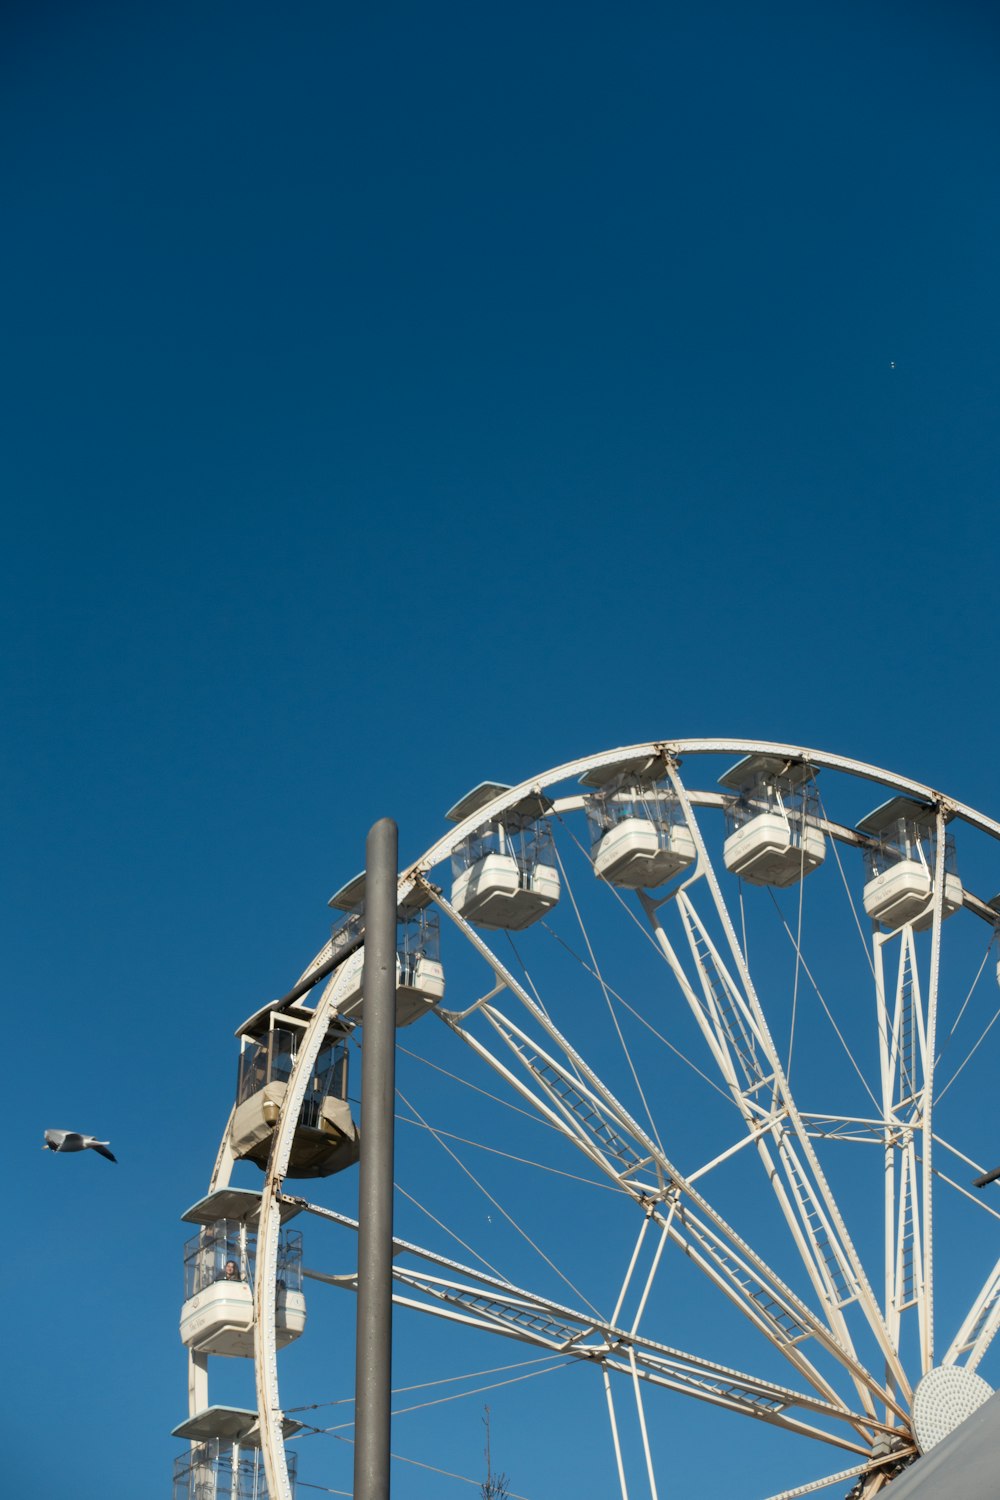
<box><xmin>4</xmin><ymin>3</ymin><xmax>1000</xmax><ymax>1498</ymax></box>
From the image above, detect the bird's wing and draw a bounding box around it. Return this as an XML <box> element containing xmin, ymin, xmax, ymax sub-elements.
<box><xmin>89</xmin><ymin>1142</ymin><xmax>117</xmax><ymax>1163</ymax></box>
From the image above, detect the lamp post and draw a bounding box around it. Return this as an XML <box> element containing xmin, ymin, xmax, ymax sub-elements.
<box><xmin>353</xmin><ymin>817</ymin><xmax>398</xmax><ymax>1500</ymax></box>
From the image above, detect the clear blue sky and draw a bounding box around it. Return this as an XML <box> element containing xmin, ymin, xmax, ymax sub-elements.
<box><xmin>4</xmin><ymin>3</ymin><xmax>999</xmax><ymax>1498</ymax></box>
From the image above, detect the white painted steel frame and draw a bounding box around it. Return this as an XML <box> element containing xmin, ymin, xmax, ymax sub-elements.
<box><xmin>190</xmin><ymin>739</ymin><xmax>1000</xmax><ymax>1500</ymax></box>
<box><xmin>427</xmin><ymin>888</ymin><xmax>912</xmax><ymax>1413</ymax></box>
<box><xmin>294</xmin><ymin>1202</ymin><xmax>892</xmax><ymax>1451</ymax></box>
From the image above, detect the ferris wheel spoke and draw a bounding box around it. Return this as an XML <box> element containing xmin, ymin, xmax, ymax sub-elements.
<box><xmin>942</xmin><ymin>1253</ymin><xmax>1000</xmax><ymax>1371</ymax></box>
<box><xmin>472</xmin><ymin>1004</ymin><xmax>663</xmax><ymax>1186</ymax></box>
<box><xmin>662</xmin><ymin>763</ymin><xmax>909</xmax><ymax>1398</ymax></box>
<box><xmin>183</xmin><ymin>741</ymin><xmax>1000</xmax><ymax>1500</ymax></box>
<box><xmin>436</xmin><ymin>1006</ymin><xmax>649</xmax><ymax>1185</ymax></box>
<box><xmin>644</xmin><ymin>880</ymin><xmax>898</xmax><ymax>1408</ymax></box>
<box><xmin>669</xmin><ymin>1201</ymin><xmax>905</xmax><ymax>1422</ymax></box>
<box><xmin>918</xmin><ymin>807</ymin><xmax>948</xmax><ymax>1371</ymax></box>
<box><xmin>871</xmin><ymin>808</ymin><xmax>949</xmax><ymax>1383</ymax></box>
<box><xmin>758</xmin><ymin>1456</ymin><xmax>915</xmax><ymax>1500</ymax></box>
<box><xmin>302</xmin><ymin>1229</ymin><xmax>881</xmax><ymax>1450</ymax></box>
<box><xmin>874</xmin><ymin>927</ymin><xmax>928</xmax><ymax>1373</ymax></box>
<box><xmin>436</xmin><ymin>991</ymin><xmax>903</xmax><ymax>1423</ymax></box>
<box><xmin>624</xmin><ymin>1346</ymin><xmax>660</xmax><ymax>1500</ymax></box>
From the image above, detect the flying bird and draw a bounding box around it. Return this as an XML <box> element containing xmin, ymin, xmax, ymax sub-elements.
<box><xmin>43</xmin><ymin>1129</ymin><xmax>117</xmax><ymax>1163</ymax></box>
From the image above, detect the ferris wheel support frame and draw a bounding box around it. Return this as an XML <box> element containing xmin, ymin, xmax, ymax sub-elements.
<box><xmin>230</xmin><ymin>739</ymin><xmax>1000</xmax><ymax>1500</ymax></box>
<box><xmin>425</xmin><ymin>884</ymin><xmax>903</xmax><ymax>1429</ymax></box>
<box><xmin>661</xmin><ymin>762</ymin><xmax>911</xmax><ymax>1401</ymax></box>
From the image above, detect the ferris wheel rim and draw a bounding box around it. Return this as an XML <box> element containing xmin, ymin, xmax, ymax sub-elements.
<box><xmin>281</xmin><ymin>739</ymin><xmax>1000</xmax><ymax>1004</ymax></box>
<box><xmin>192</xmin><ymin>737</ymin><xmax>1000</xmax><ymax>1500</ymax></box>
<box><xmin>404</xmin><ymin>737</ymin><xmax>1000</xmax><ymax>886</ymax></box>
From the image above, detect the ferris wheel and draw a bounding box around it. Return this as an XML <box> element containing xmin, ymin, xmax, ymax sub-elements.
<box><xmin>173</xmin><ymin>739</ymin><xmax>1000</xmax><ymax>1500</ymax></box>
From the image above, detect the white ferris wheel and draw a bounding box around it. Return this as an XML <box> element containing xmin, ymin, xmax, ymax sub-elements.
<box><xmin>173</xmin><ymin>739</ymin><xmax>1000</xmax><ymax>1500</ymax></box>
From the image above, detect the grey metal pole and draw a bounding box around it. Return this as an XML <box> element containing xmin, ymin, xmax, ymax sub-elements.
<box><xmin>354</xmin><ymin>817</ymin><xmax>398</xmax><ymax>1500</ymax></box>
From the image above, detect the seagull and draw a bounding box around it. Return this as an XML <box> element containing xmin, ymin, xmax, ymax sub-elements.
<box><xmin>43</xmin><ymin>1129</ymin><xmax>117</xmax><ymax>1163</ymax></box>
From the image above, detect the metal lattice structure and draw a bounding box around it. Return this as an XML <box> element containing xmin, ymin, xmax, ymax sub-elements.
<box><xmin>176</xmin><ymin>740</ymin><xmax>1000</xmax><ymax>1499</ymax></box>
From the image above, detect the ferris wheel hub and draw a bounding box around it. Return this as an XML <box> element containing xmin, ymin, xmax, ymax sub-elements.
<box><xmin>911</xmin><ymin>1365</ymin><xmax>994</xmax><ymax>1453</ymax></box>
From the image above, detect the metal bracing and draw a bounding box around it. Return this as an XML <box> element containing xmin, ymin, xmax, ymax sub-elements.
<box><xmin>653</xmin><ymin>891</ymin><xmax>864</xmax><ymax>1337</ymax></box>
<box><xmin>183</xmin><ymin>739</ymin><xmax>1000</xmax><ymax>1499</ymax></box>
<box><xmin>651</xmin><ymin>769</ymin><xmax>910</xmax><ymax>1404</ymax></box>
<box><xmin>626</xmin><ymin>1207</ymin><xmax>672</xmax><ymax>1334</ymax></box>
<box><xmin>429</xmin><ymin>892</ymin><xmax>908</xmax><ymax>1427</ymax></box>
<box><xmin>477</xmin><ymin>1007</ymin><xmax>656</xmax><ymax>1184</ymax></box>
<box><xmin>627</xmin><ymin>1344</ymin><xmax>660</xmax><ymax>1500</ymax></box>
<box><xmin>871</xmin><ymin>812</ymin><xmax>949</xmax><ymax>1387</ymax></box>
<box><xmin>664</xmin><ymin>1200</ymin><xmax>906</xmax><ymax>1423</ymax></box>
<box><xmin>761</xmin><ymin>1467</ymin><xmax>867</xmax><ymax>1499</ymax></box>
<box><xmin>919</xmin><ymin>806</ymin><xmax>948</xmax><ymax>1373</ymax></box>
<box><xmin>799</xmin><ymin>1117</ymin><xmax>888</xmax><ymax>1144</ymax></box>
<box><xmin>759</xmin><ymin>1461</ymin><xmax>908</xmax><ymax>1500</ymax></box>
<box><xmin>611</xmin><ymin>1212</ymin><xmax>655</xmax><ymax>1328</ymax></box>
<box><xmin>944</xmin><ymin>1255</ymin><xmax>1000</xmax><ymax>1370</ymax></box>
<box><xmin>877</xmin><ymin>932</ymin><xmax>927</xmax><ymax>1367</ymax></box>
<box><xmin>207</xmin><ymin>1104</ymin><xmax>237</xmax><ymax>1196</ymax></box>
<box><xmin>604</xmin><ymin>1364</ymin><xmax>630</xmax><ymax>1500</ymax></box>
<box><xmin>188</xmin><ymin>1349</ymin><xmax>208</xmax><ymax>1414</ymax></box>
<box><xmin>297</xmin><ymin>1211</ymin><xmax>886</xmax><ymax>1451</ymax></box>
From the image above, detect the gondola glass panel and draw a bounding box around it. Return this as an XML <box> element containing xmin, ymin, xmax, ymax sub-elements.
<box><xmin>231</xmin><ymin>1025</ymin><xmax>359</xmax><ymax>1178</ymax></box>
<box><xmin>584</xmin><ymin>772</ymin><xmax>696</xmax><ymax>888</ymax></box>
<box><xmin>173</xmin><ymin>1439</ymin><xmax>298</xmax><ymax>1500</ymax></box>
<box><xmin>180</xmin><ymin>1220</ymin><xmax>305</xmax><ymax>1356</ymax></box>
<box><xmin>858</xmin><ymin>798</ymin><xmax>963</xmax><ymax>930</ymax></box>
<box><xmin>326</xmin><ymin>878</ymin><xmax>445</xmax><ymax>1026</ymax></box>
<box><xmin>720</xmin><ymin>755</ymin><xmax>825</xmax><ymax>887</ymax></box>
<box><xmin>447</xmin><ymin>784</ymin><xmax>560</xmax><ymax>930</ymax></box>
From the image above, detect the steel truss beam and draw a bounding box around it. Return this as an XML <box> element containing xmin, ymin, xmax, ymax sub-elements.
<box><xmin>423</xmin><ymin>886</ymin><xmax>906</xmax><ymax>1428</ymax></box>
<box><xmin>657</xmin><ymin>763</ymin><xmax>910</xmax><ymax>1407</ymax></box>
<box><xmin>295</xmin><ymin>1198</ymin><xmax>888</xmax><ymax>1453</ymax></box>
<box><xmin>202</xmin><ymin>739</ymin><xmax>1000</xmax><ymax>1500</ymax></box>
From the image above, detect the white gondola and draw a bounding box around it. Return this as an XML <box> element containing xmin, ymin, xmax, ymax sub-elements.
<box><xmin>179</xmin><ymin>1192</ymin><xmax>306</xmax><ymax>1357</ymax></box>
<box><xmin>230</xmin><ymin>1018</ymin><xmax>359</xmax><ymax>1178</ymax></box>
<box><xmin>327</xmin><ymin>874</ymin><xmax>445</xmax><ymax>1027</ymax></box>
<box><xmin>720</xmin><ymin>754</ymin><xmax>825</xmax><ymax>887</ymax></box>
<box><xmin>171</xmin><ymin>1408</ymin><xmax>301</xmax><ymax>1500</ymax></box>
<box><xmin>447</xmin><ymin>783</ymin><xmax>560</xmax><ymax>930</ymax></box>
<box><xmin>582</xmin><ymin>757</ymin><xmax>696</xmax><ymax>888</ymax></box>
<box><xmin>858</xmin><ymin>798</ymin><xmax>963</xmax><ymax>931</ymax></box>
